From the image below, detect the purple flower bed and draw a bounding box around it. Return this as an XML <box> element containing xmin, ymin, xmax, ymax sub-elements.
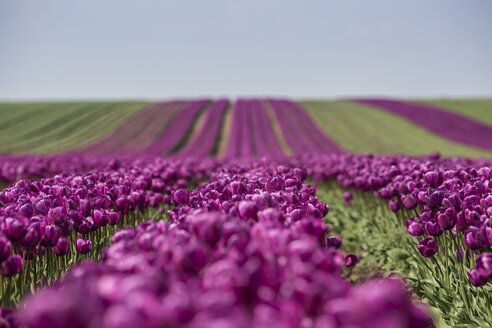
<box><xmin>1</xmin><ymin>151</ymin><xmax>492</xmax><ymax>326</ymax></box>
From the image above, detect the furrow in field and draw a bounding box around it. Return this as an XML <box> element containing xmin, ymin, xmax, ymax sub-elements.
<box><xmin>268</xmin><ymin>99</ymin><xmax>337</xmax><ymax>154</ymax></box>
<box><xmin>353</xmin><ymin>98</ymin><xmax>492</xmax><ymax>151</ymax></box>
<box><xmin>284</xmin><ymin>100</ymin><xmax>343</xmax><ymax>153</ymax></box>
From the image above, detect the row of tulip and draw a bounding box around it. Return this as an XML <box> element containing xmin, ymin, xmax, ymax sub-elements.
<box><xmin>300</xmin><ymin>153</ymin><xmax>491</xmax><ymax>326</ymax></box>
<box><xmin>0</xmin><ymin>156</ymin><xmax>220</xmax><ymax>306</ymax></box>
<box><xmin>80</xmin><ymin>101</ymin><xmax>185</xmax><ymax>156</ymax></box>
<box><xmin>2</xmin><ymin>158</ymin><xmax>431</xmax><ymax>328</ymax></box>
<box><xmin>354</xmin><ymin>99</ymin><xmax>492</xmax><ymax>151</ymax></box>
<box><xmin>1</xmin><ymin>152</ymin><xmax>491</xmax><ymax>326</ymax></box>
<box><xmin>268</xmin><ymin>100</ymin><xmax>342</xmax><ymax>155</ymax></box>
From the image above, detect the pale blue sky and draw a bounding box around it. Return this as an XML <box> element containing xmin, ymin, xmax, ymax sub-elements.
<box><xmin>0</xmin><ymin>0</ymin><xmax>491</xmax><ymax>101</ymax></box>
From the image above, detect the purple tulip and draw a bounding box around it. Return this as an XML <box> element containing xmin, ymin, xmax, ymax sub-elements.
<box><xmin>0</xmin><ymin>235</ymin><xmax>12</xmax><ymax>262</ymax></box>
<box><xmin>75</xmin><ymin>237</ymin><xmax>92</xmax><ymax>254</ymax></box>
<box><xmin>41</xmin><ymin>224</ymin><xmax>61</xmax><ymax>247</ymax></box>
<box><xmin>92</xmin><ymin>209</ymin><xmax>108</xmax><ymax>227</ymax></box>
<box><xmin>437</xmin><ymin>208</ymin><xmax>456</xmax><ymax>230</ymax></box>
<box><xmin>52</xmin><ymin>237</ymin><xmax>70</xmax><ymax>256</ymax></box>
<box><xmin>481</xmin><ymin>226</ymin><xmax>492</xmax><ymax>248</ymax></box>
<box><xmin>4</xmin><ymin>217</ymin><xmax>28</xmax><ymax>242</ymax></box>
<box><xmin>237</xmin><ymin>200</ymin><xmax>257</xmax><ymax>220</ymax></box>
<box><xmin>107</xmin><ymin>211</ymin><xmax>121</xmax><ymax>225</ymax></box>
<box><xmin>464</xmin><ymin>227</ymin><xmax>482</xmax><ymax>250</ymax></box>
<box><xmin>425</xmin><ymin>220</ymin><xmax>443</xmax><ymax>236</ymax></box>
<box><xmin>19</xmin><ymin>225</ymin><xmax>39</xmax><ymax>248</ymax></box>
<box><xmin>406</xmin><ymin>219</ymin><xmax>424</xmax><ymax>237</ymax></box>
<box><xmin>475</xmin><ymin>252</ymin><xmax>491</xmax><ymax>280</ymax></box>
<box><xmin>388</xmin><ymin>200</ymin><xmax>400</xmax><ymax>212</ymax></box>
<box><xmin>326</xmin><ymin>236</ymin><xmax>342</xmax><ymax>249</ymax></box>
<box><xmin>19</xmin><ymin>203</ymin><xmax>34</xmax><ymax>218</ymax></box>
<box><xmin>173</xmin><ymin>189</ymin><xmax>189</xmax><ymax>204</ymax></box>
<box><xmin>342</xmin><ymin>192</ymin><xmax>353</xmax><ymax>206</ymax></box>
<box><xmin>48</xmin><ymin>206</ymin><xmax>67</xmax><ymax>225</ymax></box>
<box><xmin>35</xmin><ymin>199</ymin><xmax>50</xmax><ymax>215</ymax></box>
<box><xmin>424</xmin><ymin>170</ymin><xmax>442</xmax><ymax>187</ymax></box>
<box><xmin>402</xmin><ymin>194</ymin><xmax>418</xmax><ymax>210</ymax></box>
<box><xmin>467</xmin><ymin>268</ymin><xmax>487</xmax><ymax>287</ymax></box>
<box><xmin>345</xmin><ymin>253</ymin><xmax>360</xmax><ymax>267</ymax></box>
<box><xmin>1</xmin><ymin>254</ymin><xmax>23</xmax><ymax>277</ymax></box>
<box><xmin>417</xmin><ymin>238</ymin><xmax>438</xmax><ymax>258</ymax></box>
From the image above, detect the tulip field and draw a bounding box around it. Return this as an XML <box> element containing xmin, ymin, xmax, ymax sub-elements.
<box><xmin>0</xmin><ymin>98</ymin><xmax>491</xmax><ymax>328</ymax></box>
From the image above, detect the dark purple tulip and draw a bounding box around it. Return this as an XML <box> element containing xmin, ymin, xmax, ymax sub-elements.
<box><xmin>237</xmin><ymin>201</ymin><xmax>257</xmax><ymax>220</ymax></box>
<box><xmin>426</xmin><ymin>190</ymin><xmax>445</xmax><ymax>210</ymax></box>
<box><xmin>4</xmin><ymin>217</ymin><xmax>28</xmax><ymax>242</ymax></box>
<box><xmin>481</xmin><ymin>226</ymin><xmax>492</xmax><ymax>248</ymax></box>
<box><xmin>68</xmin><ymin>210</ymin><xmax>83</xmax><ymax>225</ymax></box>
<box><xmin>475</xmin><ymin>252</ymin><xmax>491</xmax><ymax>280</ymax></box>
<box><xmin>424</xmin><ymin>170</ymin><xmax>442</xmax><ymax>187</ymax></box>
<box><xmin>173</xmin><ymin>189</ymin><xmax>189</xmax><ymax>204</ymax></box>
<box><xmin>425</xmin><ymin>220</ymin><xmax>443</xmax><ymax>236</ymax></box>
<box><xmin>464</xmin><ymin>227</ymin><xmax>482</xmax><ymax>250</ymax></box>
<box><xmin>342</xmin><ymin>191</ymin><xmax>352</xmax><ymax>202</ymax></box>
<box><xmin>456</xmin><ymin>212</ymin><xmax>468</xmax><ymax>231</ymax></box>
<box><xmin>107</xmin><ymin>211</ymin><xmax>121</xmax><ymax>225</ymax></box>
<box><xmin>19</xmin><ymin>225</ymin><xmax>39</xmax><ymax>248</ymax></box>
<box><xmin>388</xmin><ymin>200</ymin><xmax>400</xmax><ymax>212</ymax></box>
<box><xmin>1</xmin><ymin>254</ymin><xmax>23</xmax><ymax>277</ymax></box>
<box><xmin>257</xmin><ymin>208</ymin><xmax>281</xmax><ymax>223</ymax></box>
<box><xmin>48</xmin><ymin>206</ymin><xmax>67</xmax><ymax>225</ymax></box>
<box><xmin>402</xmin><ymin>194</ymin><xmax>418</xmax><ymax>210</ymax></box>
<box><xmin>407</xmin><ymin>220</ymin><xmax>424</xmax><ymax>237</ymax></box>
<box><xmin>437</xmin><ymin>208</ymin><xmax>456</xmax><ymax>230</ymax></box>
<box><xmin>467</xmin><ymin>268</ymin><xmax>487</xmax><ymax>287</ymax></box>
<box><xmin>35</xmin><ymin>199</ymin><xmax>50</xmax><ymax>215</ymax></box>
<box><xmin>116</xmin><ymin>196</ymin><xmax>129</xmax><ymax>212</ymax></box>
<box><xmin>53</xmin><ymin>237</ymin><xmax>70</xmax><ymax>256</ymax></box>
<box><xmin>418</xmin><ymin>238</ymin><xmax>438</xmax><ymax>258</ymax></box>
<box><xmin>326</xmin><ymin>236</ymin><xmax>342</xmax><ymax>249</ymax></box>
<box><xmin>75</xmin><ymin>237</ymin><xmax>92</xmax><ymax>254</ymax></box>
<box><xmin>269</xmin><ymin>176</ymin><xmax>284</xmax><ymax>191</ymax></box>
<box><xmin>0</xmin><ymin>235</ymin><xmax>12</xmax><ymax>262</ymax></box>
<box><xmin>59</xmin><ymin>220</ymin><xmax>74</xmax><ymax>236</ymax></box>
<box><xmin>19</xmin><ymin>202</ymin><xmax>34</xmax><ymax>218</ymax></box>
<box><xmin>41</xmin><ymin>224</ymin><xmax>61</xmax><ymax>247</ymax></box>
<box><xmin>345</xmin><ymin>254</ymin><xmax>360</xmax><ymax>267</ymax></box>
<box><xmin>419</xmin><ymin>209</ymin><xmax>433</xmax><ymax>222</ymax></box>
<box><xmin>92</xmin><ymin>209</ymin><xmax>108</xmax><ymax>227</ymax></box>
<box><xmin>80</xmin><ymin>198</ymin><xmax>91</xmax><ymax>216</ymax></box>
<box><xmin>289</xmin><ymin>208</ymin><xmax>305</xmax><ymax>221</ymax></box>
